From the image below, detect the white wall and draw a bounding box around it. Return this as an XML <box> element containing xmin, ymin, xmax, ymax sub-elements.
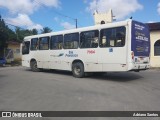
<box><xmin>150</xmin><ymin>30</ymin><xmax>160</xmax><ymax>67</ymax></box>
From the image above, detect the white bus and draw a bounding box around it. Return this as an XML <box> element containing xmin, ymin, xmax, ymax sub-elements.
<box><xmin>21</xmin><ymin>19</ymin><xmax>150</xmax><ymax>78</ymax></box>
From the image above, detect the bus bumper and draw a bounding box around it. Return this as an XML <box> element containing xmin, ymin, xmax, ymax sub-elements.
<box><xmin>129</xmin><ymin>63</ymin><xmax>150</xmax><ymax>72</ymax></box>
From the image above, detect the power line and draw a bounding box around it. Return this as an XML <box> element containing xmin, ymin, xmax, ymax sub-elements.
<box><xmin>3</xmin><ymin>19</ymin><xmax>26</xmax><ymax>30</ymax></box>
<box><xmin>34</xmin><ymin>0</ymin><xmax>74</xmax><ymax>19</ymax></box>
<box><xmin>1</xmin><ymin>14</ymin><xmax>28</xmax><ymax>30</ymax></box>
<box><xmin>1</xmin><ymin>5</ymin><xmax>41</xmax><ymax>30</ymax></box>
<box><xmin>1</xmin><ymin>1</ymin><xmax>80</xmax><ymax>29</ymax></box>
<box><xmin>34</xmin><ymin>0</ymin><xmax>78</xmax><ymax>28</ymax></box>
<box><xmin>5</xmin><ymin>22</ymin><xmax>25</xmax><ymax>30</ymax></box>
<box><xmin>0</xmin><ymin>14</ymin><xmax>23</xmax><ymax>30</ymax></box>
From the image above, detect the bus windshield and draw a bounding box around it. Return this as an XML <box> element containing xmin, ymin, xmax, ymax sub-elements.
<box><xmin>22</xmin><ymin>41</ymin><xmax>30</xmax><ymax>55</ymax></box>
<box><xmin>131</xmin><ymin>20</ymin><xmax>150</xmax><ymax>56</ymax></box>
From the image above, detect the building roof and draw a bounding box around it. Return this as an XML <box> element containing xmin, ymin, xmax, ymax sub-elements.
<box><xmin>6</xmin><ymin>41</ymin><xmax>21</xmax><ymax>45</ymax></box>
<box><xmin>147</xmin><ymin>22</ymin><xmax>160</xmax><ymax>31</ymax></box>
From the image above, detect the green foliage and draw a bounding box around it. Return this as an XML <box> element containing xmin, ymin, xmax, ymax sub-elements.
<box><xmin>0</xmin><ymin>15</ymin><xmax>53</xmax><ymax>44</ymax></box>
<box><xmin>32</xmin><ymin>29</ymin><xmax>38</xmax><ymax>35</ymax></box>
<box><xmin>41</xmin><ymin>27</ymin><xmax>52</xmax><ymax>34</ymax></box>
<box><xmin>1</xmin><ymin>15</ymin><xmax>52</xmax><ymax>57</ymax></box>
<box><xmin>0</xmin><ymin>15</ymin><xmax>8</xmax><ymax>57</ymax></box>
<box><xmin>0</xmin><ymin>15</ymin><xmax>8</xmax><ymax>47</ymax></box>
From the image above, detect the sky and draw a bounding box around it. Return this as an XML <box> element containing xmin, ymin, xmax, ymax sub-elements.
<box><xmin>0</xmin><ymin>0</ymin><xmax>160</xmax><ymax>32</ymax></box>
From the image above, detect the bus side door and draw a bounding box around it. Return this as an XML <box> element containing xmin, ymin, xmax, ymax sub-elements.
<box><xmin>99</xmin><ymin>26</ymin><xmax>128</xmax><ymax>71</ymax></box>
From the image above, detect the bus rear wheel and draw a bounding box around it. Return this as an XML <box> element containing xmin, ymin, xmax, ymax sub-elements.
<box><xmin>72</xmin><ymin>62</ymin><xmax>84</xmax><ymax>78</ymax></box>
<box><xmin>31</xmin><ymin>60</ymin><xmax>40</xmax><ymax>72</ymax></box>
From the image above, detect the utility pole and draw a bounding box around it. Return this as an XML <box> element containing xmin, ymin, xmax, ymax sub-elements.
<box><xmin>75</xmin><ymin>19</ymin><xmax>78</xmax><ymax>28</ymax></box>
<box><xmin>96</xmin><ymin>0</ymin><xmax>98</xmax><ymax>12</ymax></box>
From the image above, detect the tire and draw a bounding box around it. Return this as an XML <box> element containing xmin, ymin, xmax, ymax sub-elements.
<box><xmin>31</xmin><ymin>60</ymin><xmax>40</xmax><ymax>72</ymax></box>
<box><xmin>72</xmin><ymin>62</ymin><xmax>84</xmax><ymax>78</ymax></box>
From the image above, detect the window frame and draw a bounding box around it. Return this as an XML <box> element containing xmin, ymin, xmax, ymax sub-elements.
<box><xmin>39</xmin><ymin>36</ymin><xmax>50</xmax><ymax>50</ymax></box>
<box><xmin>154</xmin><ymin>40</ymin><xmax>160</xmax><ymax>56</ymax></box>
<box><xmin>100</xmin><ymin>26</ymin><xmax>126</xmax><ymax>48</ymax></box>
<box><xmin>30</xmin><ymin>38</ymin><xmax>39</xmax><ymax>51</ymax></box>
<box><xmin>63</xmin><ymin>32</ymin><xmax>79</xmax><ymax>49</ymax></box>
<box><xmin>50</xmin><ymin>35</ymin><xmax>63</xmax><ymax>50</ymax></box>
<box><xmin>80</xmin><ymin>30</ymin><xmax>99</xmax><ymax>49</ymax></box>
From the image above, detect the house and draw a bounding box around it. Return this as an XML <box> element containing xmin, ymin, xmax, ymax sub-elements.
<box><xmin>5</xmin><ymin>41</ymin><xmax>21</xmax><ymax>63</ymax></box>
<box><xmin>147</xmin><ymin>22</ymin><xmax>160</xmax><ymax>67</ymax></box>
<box><xmin>93</xmin><ymin>9</ymin><xmax>113</xmax><ymax>25</ymax></box>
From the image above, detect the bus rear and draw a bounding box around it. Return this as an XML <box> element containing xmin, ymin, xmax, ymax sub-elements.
<box><xmin>129</xmin><ymin>20</ymin><xmax>150</xmax><ymax>71</ymax></box>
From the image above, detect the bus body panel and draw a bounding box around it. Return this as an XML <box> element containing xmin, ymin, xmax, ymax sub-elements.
<box><xmin>21</xmin><ymin>19</ymin><xmax>150</xmax><ymax>74</ymax></box>
<box><xmin>22</xmin><ymin>40</ymin><xmax>30</xmax><ymax>68</ymax></box>
<box><xmin>97</xmin><ymin>23</ymin><xmax>129</xmax><ymax>72</ymax></box>
<box><xmin>99</xmin><ymin>47</ymin><xmax>127</xmax><ymax>71</ymax></box>
<box><xmin>49</xmin><ymin>48</ymin><xmax>102</xmax><ymax>72</ymax></box>
<box><xmin>131</xmin><ymin>21</ymin><xmax>150</xmax><ymax>57</ymax></box>
<box><xmin>78</xmin><ymin>48</ymin><xmax>101</xmax><ymax>72</ymax></box>
<box><xmin>128</xmin><ymin>20</ymin><xmax>150</xmax><ymax>71</ymax></box>
<box><xmin>22</xmin><ymin>55</ymin><xmax>30</xmax><ymax>67</ymax></box>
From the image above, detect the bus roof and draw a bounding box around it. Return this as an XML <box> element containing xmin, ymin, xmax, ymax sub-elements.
<box><xmin>24</xmin><ymin>19</ymin><xmax>133</xmax><ymax>40</ymax></box>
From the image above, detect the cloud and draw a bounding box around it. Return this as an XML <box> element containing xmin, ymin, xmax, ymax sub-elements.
<box><xmin>54</xmin><ymin>17</ymin><xmax>59</xmax><ymax>22</ymax></box>
<box><xmin>0</xmin><ymin>0</ymin><xmax>60</xmax><ymax>15</ymax></box>
<box><xmin>61</xmin><ymin>22</ymin><xmax>75</xmax><ymax>30</ymax></box>
<box><xmin>83</xmin><ymin>0</ymin><xmax>88</xmax><ymax>4</ymax></box>
<box><xmin>0</xmin><ymin>0</ymin><xmax>60</xmax><ymax>31</ymax></box>
<box><xmin>6</xmin><ymin>14</ymin><xmax>43</xmax><ymax>30</ymax></box>
<box><xmin>147</xmin><ymin>21</ymin><xmax>155</xmax><ymax>23</ymax></box>
<box><xmin>28</xmin><ymin>24</ymin><xmax>43</xmax><ymax>30</ymax></box>
<box><xmin>86</xmin><ymin>0</ymin><xmax>143</xmax><ymax>19</ymax></box>
<box><xmin>38</xmin><ymin>0</ymin><xmax>60</xmax><ymax>8</ymax></box>
<box><xmin>158</xmin><ymin>2</ymin><xmax>160</xmax><ymax>15</ymax></box>
<box><xmin>0</xmin><ymin>0</ymin><xmax>37</xmax><ymax>14</ymax></box>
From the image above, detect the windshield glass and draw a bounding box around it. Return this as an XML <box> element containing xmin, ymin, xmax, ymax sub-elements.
<box><xmin>22</xmin><ymin>41</ymin><xmax>30</xmax><ymax>55</ymax></box>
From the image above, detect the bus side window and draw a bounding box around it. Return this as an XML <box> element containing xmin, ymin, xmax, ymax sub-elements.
<box><xmin>100</xmin><ymin>30</ymin><xmax>107</xmax><ymax>48</ymax></box>
<box><xmin>51</xmin><ymin>35</ymin><xmax>63</xmax><ymax>50</ymax></box>
<box><xmin>64</xmin><ymin>33</ymin><xmax>79</xmax><ymax>49</ymax></box>
<box><xmin>39</xmin><ymin>37</ymin><xmax>49</xmax><ymax>50</ymax></box>
<box><xmin>31</xmin><ymin>38</ymin><xmax>39</xmax><ymax>50</ymax></box>
<box><xmin>100</xmin><ymin>26</ymin><xmax>126</xmax><ymax>48</ymax></box>
<box><xmin>115</xmin><ymin>31</ymin><xmax>125</xmax><ymax>47</ymax></box>
<box><xmin>80</xmin><ymin>30</ymin><xmax>99</xmax><ymax>48</ymax></box>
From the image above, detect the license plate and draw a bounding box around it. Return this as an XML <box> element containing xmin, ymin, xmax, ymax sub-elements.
<box><xmin>140</xmin><ymin>57</ymin><xmax>144</xmax><ymax>60</ymax></box>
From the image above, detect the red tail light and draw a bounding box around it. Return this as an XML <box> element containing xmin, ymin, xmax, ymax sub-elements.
<box><xmin>131</xmin><ymin>51</ymin><xmax>134</xmax><ymax>60</ymax></box>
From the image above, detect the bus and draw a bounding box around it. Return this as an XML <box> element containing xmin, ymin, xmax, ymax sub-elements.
<box><xmin>21</xmin><ymin>19</ymin><xmax>150</xmax><ymax>78</ymax></box>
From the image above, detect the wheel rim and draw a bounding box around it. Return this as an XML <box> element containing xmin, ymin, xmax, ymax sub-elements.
<box><xmin>34</xmin><ymin>63</ymin><xmax>37</xmax><ymax>69</ymax></box>
<box><xmin>74</xmin><ymin>66</ymin><xmax>81</xmax><ymax>75</ymax></box>
<box><xmin>33</xmin><ymin>62</ymin><xmax>37</xmax><ymax>70</ymax></box>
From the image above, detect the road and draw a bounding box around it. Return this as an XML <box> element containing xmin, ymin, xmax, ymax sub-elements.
<box><xmin>0</xmin><ymin>66</ymin><xmax>160</xmax><ymax>120</ymax></box>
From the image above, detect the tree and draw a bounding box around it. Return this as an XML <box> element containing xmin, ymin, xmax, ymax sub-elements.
<box><xmin>31</xmin><ymin>28</ymin><xmax>38</xmax><ymax>35</ymax></box>
<box><xmin>15</xmin><ymin>27</ymin><xmax>34</xmax><ymax>41</ymax></box>
<box><xmin>8</xmin><ymin>28</ymin><xmax>17</xmax><ymax>41</ymax></box>
<box><xmin>15</xmin><ymin>27</ymin><xmax>22</xmax><ymax>41</ymax></box>
<box><xmin>41</xmin><ymin>27</ymin><xmax>52</xmax><ymax>34</ymax></box>
<box><xmin>0</xmin><ymin>15</ymin><xmax>8</xmax><ymax>57</ymax></box>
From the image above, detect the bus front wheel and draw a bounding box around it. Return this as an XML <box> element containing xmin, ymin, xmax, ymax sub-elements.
<box><xmin>31</xmin><ymin>60</ymin><xmax>40</xmax><ymax>72</ymax></box>
<box><xmin>72</xmin><ymin>62</ymin><xmax>84</xmax><ymax>78</ymax></box>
